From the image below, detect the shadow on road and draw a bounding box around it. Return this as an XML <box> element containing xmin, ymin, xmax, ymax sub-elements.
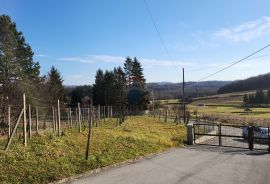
<box><xmin>186</xmin><ymin>144</ymin><xmax>269</xmax><ymax>156</ymax></box>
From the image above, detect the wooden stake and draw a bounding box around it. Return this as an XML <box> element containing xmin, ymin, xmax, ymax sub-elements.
<box><xmin>69</xmin><ymin>108</ymin><xmax>73</xmax><ymax>128</ymax></box>
<box><xmin>28</xmin><ymin>105</ymin><xmax>32</xmax><ymax>138</ymax></box>
<box><xmin>36</xmin><ymin>107</ymin><xmax>39</xmax><ymax>133</ymax></box>
<box><xmin>85</xmin><ymin>106</ymin><xmax>92</xmax><ymax>160</ymax></box>
<box><xmin>57</xmin><ymin>99</ymin><xmax>61</xmax><ymax>136</ymax></box>
<box><xmin>67</xmin><ymin>108</ymin><xmax>70</xmax><ymax>129</ymax></box>
<box><xmin>52</xmin><ymin>106</ymin><xmax>55</xmax><ymax>132</ymax></box>
<box><xmin>98</xmin><ymin>105</ymin><xmax>100</xmax><ymax>120</ymax></box>
<box><xmin>5</xmin><ymin>109</ymin><xmax>24</xmax><ymax>152</ymax></box>
<box><xmin>8</xmin><ymin>105</ymin><xmax>11</xmax><ymax>139</ymax></box>
<box><xmin>23</xmin><ymin>93</ymin><xmax>27</xmax><ymax>146</ymax></box>
<box><xmin>78</xmin><ymin>103</ymin><xmax>81</xmax><ymax>132</ymax></box>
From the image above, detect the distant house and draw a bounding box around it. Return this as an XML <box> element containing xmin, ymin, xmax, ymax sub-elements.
<box><xmin>197</xmin><ymin>103</ymin><xmax>205</xmax><ymax>106</ymax></box>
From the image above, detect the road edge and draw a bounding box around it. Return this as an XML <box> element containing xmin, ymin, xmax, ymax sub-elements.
<box><xmin>50</xmin><ymin>147</ymin><xmax>181</xmax><ymax>184</ymax></box>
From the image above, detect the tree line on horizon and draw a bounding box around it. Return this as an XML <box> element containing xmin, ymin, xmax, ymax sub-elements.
<box><xmin>243</xmin><ymin>89</ymin><xmax>270</xmax><ymax>106</ymax></box>
<box><xmin>92</xmin><ymin>57</ymin><xmax>149</xmax><ymax>110</ymax></box>
<box><xmin>218</xmin><ymin>73</ymin><xmax>270</xmax><ymax>94</ymax></box>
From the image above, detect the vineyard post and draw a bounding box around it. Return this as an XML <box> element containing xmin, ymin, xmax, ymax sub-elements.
<box><xmin>57</xmin><ymin>99</ymin><xmax>61</xmax><ymax>136</ymax></box>
<box><xmin>52</xmin><ymin>106</ymin><xmax>55</xmax><ymax>132</ymax></box>
<box><xmin>23</xmin><ymin>93</ymin><xmax>27</xmax><ymax>146</ymax></box>
<box><xmin>98</xmin><ymin>105</ymin><xmax>100</xmax><ymax>120</ymax></box>
<box><xmin>28</xmin><ymin>104</ymin><xmax>32</xmax><ymax>138</ymax></box>
<box><xmin>85</xmin><ymin>105</ymin><xmax>93</xmax><ymax>160</ymax></box>
<box><xmin>78</xmin><ymin>103</ymin><xmax>82</xmax><ymax>132</ymax></box>
<box><xmin>8</xmin><ymin>105</ymin><xmax>11</xmax><ymax>138</ymax></box>
<box><xmin>36</xmin><ymin>107</ymin><xmax>39</xmax><ymax>133</ymax></box>
<box><xmin>69</xmin><ymin>108</ymin><xmax>73</xmax><ymax>128</ymax></box>
<box><xmin>5</xmin><ymin>109</ymin><xmax>24</xmax><ymax>152</ymax></box>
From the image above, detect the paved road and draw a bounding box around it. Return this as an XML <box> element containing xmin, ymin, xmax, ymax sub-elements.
<box><xmin>67</xmin><ymin>146</ymin><xmax>270</xmax><ymax>184</ymax></box>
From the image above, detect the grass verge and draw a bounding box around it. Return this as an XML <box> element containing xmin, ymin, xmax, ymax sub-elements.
<box><xmin>0</xmin><ymin>116</ymin><xmax>186</xmax><ymax>184</ymax></box>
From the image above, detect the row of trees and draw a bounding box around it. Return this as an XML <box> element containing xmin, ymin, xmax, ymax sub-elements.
<box><xmin>243</xmin><ymin>89</ymin><xmax>270</xmax><ymax>105</ymax></box>
<box><xmin>0</xmin><ymin>15</ymin><xmax>64</xmax><ymax>108</ymax></box>
<box><xmin>92</xmin><ymin>57</ymin><xmax>149</xmax><ymax>110</ymax></box>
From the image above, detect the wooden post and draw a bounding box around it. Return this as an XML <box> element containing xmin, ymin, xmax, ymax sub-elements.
<box><xmin>52</xmin><ymin>106</ymin><xmax>55</xmax><ymax>132</ymax></box>
<box><xmin>98</xmin><ymin>105</ymin><xmax>101</xmax><ymax>120</ymax></box>
<box><xmin>75</xmin><ymin>107</ymin><xmax>78</xmax><ymax>127</ymax></box>
<box><xmin>23</xmin><ymin>93</ymin><xmax>27</xmax><ymax>146</ymax></box>
<box><xmin>78</xmin><ymin>103</ymin><xmax>82</xmax><ymax>132</ymax></box>
<box><xmin>111</xmin><ymin>106</ymin><xmax>113</xmax><ymax>118</ymax></box>
<box><xmin>103</xmin><ymin>106</ymin><xmax>106</xmax><ymax>122</ymax></box>
<box><xmin>165</xmin><ymin>109</ymin><xmax>168</xmax><ymax>122</ymax></box>
<box><xmin>69</xmin><ymin>108</ymin><xmax>73</xmax><ymax>128</ymax></box>
<box><xmin>107</xmin><ymin>105</ymin><xmax>110</xmax><ymax>118</ymax></box>
<box><xmin>8</xmin><ymin>105</ymin><xmax>11</xmax><ymax>139</ymax></box>
<box><xmin>36</xmin><ymin>107</ymin><xmax>39</xmax><ymax>133</ymax></box>
<box><xmin>86</xmin><ymin>105</ymin><xmax>93</xmax><ymax>160</ymax></box>
<box><xmin>57</xmin><ymin>99</ymin><xmax>61</xmax><ymax>136</ymax></box>
<box><xmin>67</xmin><ymin>108</ymin><xmax>70</xmax><ymax>129</ymax></box>
<box><xmin>43</xmin><ymin>113</ymin><xmax>46</xmax><ymax>130</ymax></box>
<box><xmin>5</xmin><ymin>109</ymin><xmax>24</xmax><ymax>152</ymax></box>
<box><xmin>28</xmin><ymin>105</ymin><xmax>32</xmax><ymax>138</ymax></box>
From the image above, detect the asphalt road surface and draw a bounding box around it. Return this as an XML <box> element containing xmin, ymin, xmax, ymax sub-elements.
<box><xmin>67</xmin><ymin>146</ymin><xmax>270</xmax><ymax>184</ymax></box>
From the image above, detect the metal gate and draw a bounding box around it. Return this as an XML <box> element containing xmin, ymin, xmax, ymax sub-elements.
<box><xmin>193</xmin><ymin>122</ymin><xmax>270</xmax><ymax>152</ymax></box>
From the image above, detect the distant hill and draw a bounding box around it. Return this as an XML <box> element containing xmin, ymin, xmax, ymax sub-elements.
<box><xmin>218</xmin><ymin>73</ymin><xmax>270</xmax><ymax>94</ymax></box>
<box><xmin>147</xmin><ymin>81</ymin><xmax>231</xmax><ymax>100</ymax></box>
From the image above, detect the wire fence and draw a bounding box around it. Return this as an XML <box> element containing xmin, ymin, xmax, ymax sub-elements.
<box><xmin>0</xmin><ymin>93</ymin><xmax>154</xmax><ymax>152</ymax></box>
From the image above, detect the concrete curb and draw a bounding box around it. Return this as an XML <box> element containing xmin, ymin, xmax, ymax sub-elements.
<box><xmin>50</xmin><ymin>147</ymin><xmax>180</xmax><ymax>184</ymax></box>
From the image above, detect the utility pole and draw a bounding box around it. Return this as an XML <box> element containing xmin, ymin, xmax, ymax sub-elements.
<box><xmin>182</xmin><ymin>68</ymin><xmax>186</xmax><ymax>124</ymax></box>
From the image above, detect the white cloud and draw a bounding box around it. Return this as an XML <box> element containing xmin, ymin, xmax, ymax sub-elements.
<box><xmin>216</xmin><ymin>16</ymin><xmax>270</xmax><ymax>42</ymax></box>
<box><xmin>58</xmin><ymin>55</ymin><xmax>197</xmax><ymax>67</ymax></box>
<box><xmin>36</xmin><ymin>54</ymin><xmax>47</xmax><ymax>57</ymax></box>
<box><xmin>69</xmin><ymin>74</ymin><xmax>83</xmax><ymax>79</ymax></box>
<box><xmin>58</xmin><ymin>57</ymin><xmax>95</xmax><ymax>64</ymax></box>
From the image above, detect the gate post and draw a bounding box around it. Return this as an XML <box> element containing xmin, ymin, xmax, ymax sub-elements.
<box><xmin>248</xmin><ymin>126</ymin><xmax>254</xmax><ymax>151</ymax></box>
<box><xmin>218</xmin><ymin>124</ymin><xmax>222</xmax><ymax>146</ymax></box>
<box><xmin>187</xmin><ymin>122</ymin><xmax>194</xmax><ymax>145</ymax></box>
<box><xmin>268</xmin><ymin>126</ymin><xmax>270</xmax><ymax>153</ymax></box>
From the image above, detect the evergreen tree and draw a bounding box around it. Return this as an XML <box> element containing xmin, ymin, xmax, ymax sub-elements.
<box><xmin>70</xmin><ymin>85</ymin><xmax>92</xmax><ymax>106</ymax></box>
<box><xmin>124</xmin><ymin>57</ymin><xmax>133</xmax><ymax>86</ymax></box>
<box><xmin>113</xmin><ymin>67</ymin><xmax>126</xmax><ymax>105</ymax></box>
<box><xmin>47</xmin><ymin>66</ymin><xmax>64</xmax><ymax>106</ymax></box>
<box><xmin>243</xmin><ymin>94</ymin><xmax>249</xmax><ymax>105</ymax></box>
<box><xmin>92</xmin><ymin>69</ymin><xmax>105</xmax><ymax>105</ymax></box>
<box><xmin>104</xmin><ymin>70</ymin><xmax>115</xmax><ymax>105</ymax></box>
<box><xmin>0</xmin><ymin>15</ymin><xmax>41</xmax><ymax>106</ymax></box>
<box><xmin>131</xmin><ymin>57</ymin><xmax>145</xmax><ymax>88</ymax></box>
<box><xmin>255</xmin><ymin>89</ymin><xmax>264</xmax><ymax>104</ymax></box>
<box><xmin>267</xmin><ymin>89</ymin><xmax>270</xmax><ymax>104</ymax></box>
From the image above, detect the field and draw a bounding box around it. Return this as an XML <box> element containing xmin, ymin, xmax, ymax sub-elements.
<box><xmin>158</xmin><ymin>91</ymin><xmax>270</xmax><ymax>126</ymax></box>
<box><xmin>0</xmin><ymin>116</ymin><xmax>186</xmax><ymax>184</ymax></box>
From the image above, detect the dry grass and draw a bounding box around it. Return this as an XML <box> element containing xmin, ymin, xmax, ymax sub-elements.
<box><xmin>0</xmin><ymin>116</ymin><xmax>186</xmax><ymax>184</ymax></box>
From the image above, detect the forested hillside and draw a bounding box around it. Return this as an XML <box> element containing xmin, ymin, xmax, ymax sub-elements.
<box><xmin>147</xmin><ymin>81</ymin><xmax>231</xmax><ymax>100</ymax></box>
<box><xmin>218</xmin><ymin>73</ymin><xmax>270</xmax><ymax>94</ymax></box>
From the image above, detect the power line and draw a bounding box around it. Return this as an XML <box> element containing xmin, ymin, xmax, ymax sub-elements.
<box><xmin>186</xmin><ymin>52</ymin><xmax>270</xmax><ymax>73</ymax></box>
<box><xmin>185</xmin><ymin>44</ymin><xmax>270</xmax><ymax>87</ymax></box>
<box><xmin>143</xmin><ymin>0</ymin><xmax>181</xmax><ymax>76</ymax></box>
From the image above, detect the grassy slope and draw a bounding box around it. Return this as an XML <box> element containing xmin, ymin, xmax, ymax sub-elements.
<box><xmin>0</xmin><ymin>116</ymin><xmax>186</xmax><ymax>184</ymax></box>
<box><xmin>189</xmin><ymin>105</ymin><xmax>270</xmax><ymax>118</ymax></box>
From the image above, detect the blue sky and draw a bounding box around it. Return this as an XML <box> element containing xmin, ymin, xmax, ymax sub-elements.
<box><xmin>1</xmin><ymin>0</ymin><xmax>270</xmax><ymax>85</ymax></box>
